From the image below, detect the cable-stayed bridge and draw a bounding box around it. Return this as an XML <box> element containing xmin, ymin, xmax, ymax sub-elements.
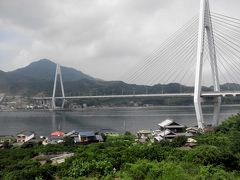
<box><xmin>33</xmin><ymin>92</ymin><xmax>240</xmax><ymax>100</ymax></box>
<box><xmin>33</xmin><ymin>0</ymin><xmax>240</xmax><ymax>129</ymax></box>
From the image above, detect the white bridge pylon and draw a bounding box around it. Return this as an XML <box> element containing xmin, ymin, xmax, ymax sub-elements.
<box><xmin>52</xmin><ymin>64</ymin><xmax>65</xmax><ymax>109</ymax></box>
<box><xmin>194</xmin><ymin>0</ymin><xmax>221</xmax><ymax>129</ymax></box>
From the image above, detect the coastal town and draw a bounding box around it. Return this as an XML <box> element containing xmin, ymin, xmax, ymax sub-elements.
<box><xmin>0</xmin><ymin>94</ymin><xmax>154</xmax><ymax>111</ymax></box>
<box><xmin>0</xmin><ymin>118</ymin><xmax>200</xmax><ymax>169</ymax></box>
<box><xmin>0</xmin><ymin>119</ymin><xmax>199</xmax><ymax>151</ymax></box>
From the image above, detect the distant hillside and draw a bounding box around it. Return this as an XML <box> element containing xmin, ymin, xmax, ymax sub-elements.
<box><xmin>0</xmin><ymin>59</ymin><xmax>240</xmax><ymax>100</ymax></box>
<box><xmin>0</xmin><ymin>59</ymin><xmax>96</xmax><ymax>95</ymax></box>
<box><xmin>7</xmin><ymin>59</ymin><xmax>94</xmax><ymax>82</ymax></box>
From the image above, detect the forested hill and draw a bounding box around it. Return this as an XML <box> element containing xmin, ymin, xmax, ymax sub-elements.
<box><xmin>0</xmin><ymin>59</ymin><xmax>240</xmax><ymax>96</ymax></box>
<box><xmin>9</xmin><ymin>59</ymin><xmax>95</xmax><ymax>82</ymax></box>
<box><xmin>0</xmin><ymin>113</ymin><xmax>240</xmax><ymax>179</ymax></box>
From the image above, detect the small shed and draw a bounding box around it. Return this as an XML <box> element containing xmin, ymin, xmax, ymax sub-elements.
<box><xmin>137</xmin><ymin>130</ymin><xmax>152</xmax><ymax>139</ymax></box>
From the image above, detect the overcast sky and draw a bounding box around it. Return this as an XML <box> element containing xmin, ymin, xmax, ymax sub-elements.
<box><xmin>0</xmin><ymin>0</ymin><xmax>240</xmax><ymax>82</ymax></box>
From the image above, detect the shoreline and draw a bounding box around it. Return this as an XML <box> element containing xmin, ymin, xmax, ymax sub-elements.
<box><xmin>1</xmin><ymin>103</ymin><xmax>240</xmax><ymax>112</ymax></box>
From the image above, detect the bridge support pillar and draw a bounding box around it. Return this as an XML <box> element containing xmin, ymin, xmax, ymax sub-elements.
<box><xmin>212</xmin><ymin>97</ymin><xmax>221</xmax><ymax>127</ymax></box>
<box><xmin>194</xmin><ymin>0</ymin><xmax>221</xmax><ymax>129</ymax></box>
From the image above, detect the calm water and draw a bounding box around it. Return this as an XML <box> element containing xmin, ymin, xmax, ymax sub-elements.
<box><xmin>0</xmin><ymin>105</ymin><xmax>239</xmax><ymax>136</ymax></box>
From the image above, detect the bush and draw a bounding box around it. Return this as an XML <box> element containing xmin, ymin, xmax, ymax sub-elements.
<box><xmin>2</xmin><ymin>141</ymin><xmax>11</xmax><ymax>149</ymax></box>
<box><xmin>172</xmin><ymin>136</ymin><xmax>187</xmax><ymax>147</ymax></box>
<box><xmin>68</xmin><ymin>159</ymin><xmax>113</xmax><ymax>177</ymax></box>
<box><xmin>185</xmin><ymin>145</ymin><xmax>222</xmax><ymax>165</ymax></box>
<box><xmin>63</xmin><ymin>137</ymin><xmax>75</xmax><ymax>146</ymax></box>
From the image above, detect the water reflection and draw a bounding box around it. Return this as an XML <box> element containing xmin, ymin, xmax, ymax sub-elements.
<box><xmin>51</xmin><ymin>112</ymin><xmax>56</xmax><ymax>131</ymax></box>
<box><xmin>0</xmin><ymin>106</ymin><xmax>239</xmax><ymax>136</ymax></box>
<box><xmin>51</xmin><ymin>112</ymin><xmax>67</xmax><ymax>132</ymax></box>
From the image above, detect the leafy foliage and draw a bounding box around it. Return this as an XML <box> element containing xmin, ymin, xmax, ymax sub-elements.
<box><xmin>1</xmin><ymin>114</ymin><xmax>240</xmax><ymax>179</ymax></box>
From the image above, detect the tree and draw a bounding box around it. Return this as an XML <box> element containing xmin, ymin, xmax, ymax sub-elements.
<box><xmin>3</xmin><ymin>141</ymin><xmax>10</xmax><ymax>149</ymax></box>
<box><xmin>63</xmin><ymin>137</ymin><xmax>74</xmax><ymax>146</ymax></box>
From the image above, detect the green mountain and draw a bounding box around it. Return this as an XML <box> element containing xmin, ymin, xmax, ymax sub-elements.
<box><xmin>0</xmin><ymin>59</ymin><xmax>96</xmax><ymax>95</ymax></box>
<box><xmin>7</xmin><ymin>59</ymin><xmax>94</xmax><ymax>82</ymax></box>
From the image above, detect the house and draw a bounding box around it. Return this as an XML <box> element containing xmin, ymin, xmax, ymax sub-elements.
<box><xmin>158</xmin><ymin>119</ymin><xmax>185</xmax><ymax>133</ymax></box>
<box><xmin>98</xmin><ymin>128</ymin><xmax>120</xmax><ymax>137</ymax></box>
<box><xmin>64</xmin><ymin>130</ymin><xmax>79</xmax><ymax>138</ymax></box>
<box><xmin>154</xmin><ymin>129</ymin><xmax>180</xmax><ymax>141</ymax></box>
<box><xmin>0</xmin><ymin>135</ymin><xmax>15</xmax><ymax>144</ymax></box>
<box><xmin>154</xmin><ymin>135</ymin><xmax>163</xmax><ymax>142</ymax></box>
<box><xmin>16</xmin><ymin>130</ymin><xmax>35</xmax><ymax>143</ymax></box>
<box><xmin>42</xmin><ymin>138</ymin><xmax>59</xmax><ymax>145</ymax></box>
<box><xmin>64</xmin><ymin>130</ymin><xmax>104</xmax><ymax>144</ymax></box>
<box><xmin>95</xmin><ymin>135</ymin><xmax>103</xmax><ymax>142</ymax></box>
<box><xmin>64</xmin><ymin>130</ymin><xmax>81</xmax><ymax>143</ymax></box>
<box><xmin>186</xmin><ymin>127</ymin><xmax>199</xmax><ymax>134</ymax></box>
<box><xmin>78</xmin><ymin>131</ymin><xmax>96</xmax><ymax>143</ymax></box>
<box><xmin>185</xmin><ymin>138</ymin><xmax>197</xmax><ymax>148</ymax></box>
<box><xmin>137</xmin><ymin>130</ymin><xmax>152</xmax><ymax>139</ymax></box>
<box><xmin>158</xmin><ymin>129</ymin><xmax>178</xmax><ymax>139</ymax></box>
<box><xmin>154</xmin><ymin>129</ymin><xmax>193</xmax><ymax>142</ymax></box>
<box><xmin>153</xmin><ymin>119</ymin><xmax>193</xmax><ymax>142</ymax></box>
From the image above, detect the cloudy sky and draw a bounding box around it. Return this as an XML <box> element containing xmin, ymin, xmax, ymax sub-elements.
<box><xmin>0</xmin><ymin>0</ymin><xmax>239</xmax><ymax>82</ymax></box>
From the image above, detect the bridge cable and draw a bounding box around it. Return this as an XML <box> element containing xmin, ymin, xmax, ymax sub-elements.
<box><xmin>147</xmin><ymin>31</ymin><xmax>198</xmax><ymax>85</ymax></box>
<box><xmin>128</xmin><ymin>20</ymin><xmax>198</xmax><ymax>84</ymax></box>
<box><xmin>145</xmin><ymin>28</ymin><xmax>198</xmax><ymax>85</ymax></box>
<box><xmin>125</xmin><ymin>15</ymin><xmax>198</xmax><ymax>83</ymax></box>
<box><xmin>126</xmin><ymin>16</ymin><xmax>198</xmax><ymax>84</ymax></box>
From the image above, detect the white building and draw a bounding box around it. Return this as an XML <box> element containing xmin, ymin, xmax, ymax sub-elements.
<box><xmin>16</xmin><ymin>130</ymin><xmax>35</xmax><ymax>143</ymax></box>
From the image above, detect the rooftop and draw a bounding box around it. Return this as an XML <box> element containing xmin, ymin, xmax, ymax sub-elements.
<box><xmin>158</xmin><ymin>119</ymin><xmax>184</xmax><ymax>128</ymax></box>
<box><xmin>158</xmin><ymin>129</ymin><xmax>176</xmax><ymax>137</ymax></box>
<box><xmin>17</xmin><ymin>130</ymin><xmax>35</xmax><ymax>136</ymax></box>
<box><xmin>158</xmin><ymin>119</ymin><xmax>173</xmax><ymax>128</ymax></box>
<box><xmin>79</xmin><ymin>131</ymin><xmax>95</xmax><ymax>137</ymax></box>
<box><xmin>64</xmin><ymin>130</ymin><xmax>79</xmax><ymax>137</ymax></box>
<box><xmin>137</xmin><ymin>130</ymin><xmax>151</xmax><ymax>134</ymax></box>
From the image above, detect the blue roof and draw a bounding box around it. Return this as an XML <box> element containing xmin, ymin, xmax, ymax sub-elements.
<box><xmin>79</xmin><ymin>131</ymin><xmax>95</xmax><ymax>137</ymax></box>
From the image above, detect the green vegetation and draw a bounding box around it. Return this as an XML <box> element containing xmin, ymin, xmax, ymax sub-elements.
<box><xmin>1</xmin><ymin>114</ymin><xmax>240</xmax><ymax>179</ymax></box>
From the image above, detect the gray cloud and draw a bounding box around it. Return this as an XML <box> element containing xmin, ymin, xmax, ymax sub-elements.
<box><xmin>0</xmin><ymin>0</ymin><xmax>239</xmax><ymax>84</ymax></box>
<box><xmin>0</xmin><ymin>0</ymin><xmax>51</xmax><ymax>29</ymax></box>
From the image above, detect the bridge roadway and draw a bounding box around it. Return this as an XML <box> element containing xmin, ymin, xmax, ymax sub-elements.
<box><xmin>32</xmin><ymin>91</ymin><xmax>240</xmax><ymax>100</ymax></box>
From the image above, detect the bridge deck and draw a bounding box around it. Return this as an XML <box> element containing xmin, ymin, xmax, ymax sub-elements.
<box><xmin>32</xmin><ymin>91</ymin><xmax>240</xmax><ymax>100</ymax></box>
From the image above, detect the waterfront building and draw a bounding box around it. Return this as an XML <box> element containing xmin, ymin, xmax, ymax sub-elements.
<box><xmin>77</xmin><ymin>131</ymin><xmax>96</xmax><ymax>143</ymax></box>
<box><xmin>64</xmin><ymin>130</ymin><xmax>103</xmax><ymax>144</ymax></box>
<box><xmin>64</xmin><ymin>130</ymin><xmax>80</xmax><ymax>143</ymax></box>
<box><xmin>137</xmin><ymin>130</ymin><xmax>152</xmax><ymax>142</ymax></box>
<box><xmin>153</xmin><ymin>119</ymin><xmax>193</xmax><ymax>142</ymax></box>
<box><xmin>158</xmin><ymin>119</ymin><xmax>185</xmax><ymax>133</ymax></box>
<box><xmin>16</xmin><ymin>130</ymin><xmax>35</xmax><ymax>143</ymax></box>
